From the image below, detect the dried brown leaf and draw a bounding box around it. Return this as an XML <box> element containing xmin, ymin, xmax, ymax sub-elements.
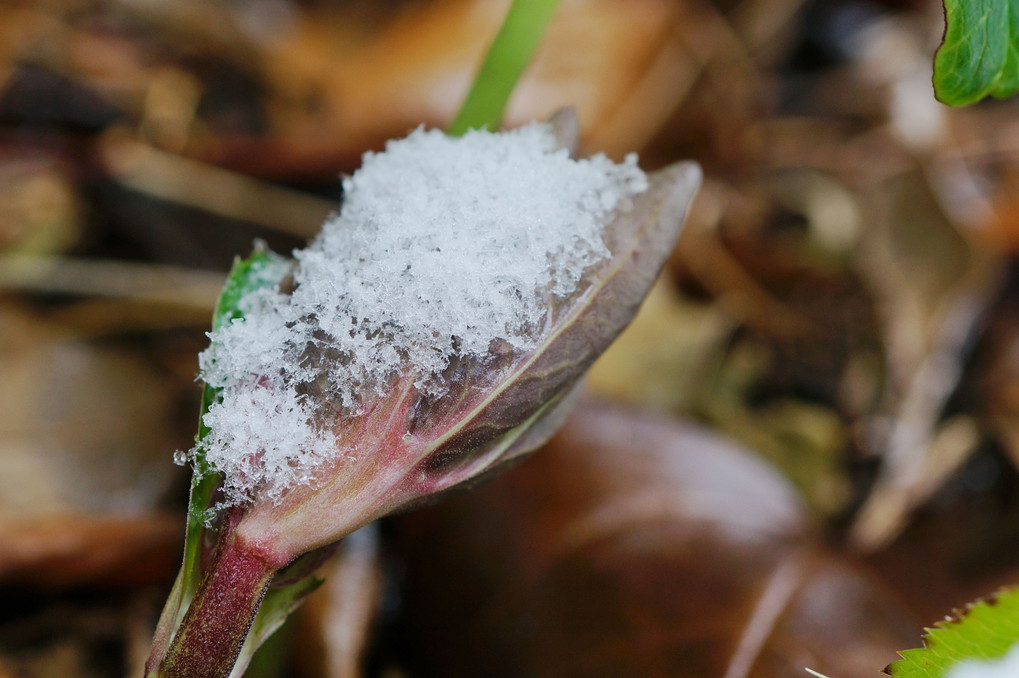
<box><xmin>391</xmin><ymin>400</ymin><xmax>918</xmax><ymax>677</ymax></box>
<box><xmin>0</xmin><ymin>307</ymin><xmax>179</xmax><ymax>518</ymax></box>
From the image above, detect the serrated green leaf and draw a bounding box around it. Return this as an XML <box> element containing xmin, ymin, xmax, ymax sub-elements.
<box><xmin>934</xmin><ymin>0</ymin><xmax>1019</xmax><ymax>106</ymax></box>
<box><xmin>887</xmin><ymin>588</ymin><xmax>1019</xmax><ymax>677</ymax></box>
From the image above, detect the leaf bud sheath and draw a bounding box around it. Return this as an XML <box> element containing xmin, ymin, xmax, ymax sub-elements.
<box><xmin>152</xmin><ymin>513</ymin><xmax>279</xmax><ymax>678</ymax></box>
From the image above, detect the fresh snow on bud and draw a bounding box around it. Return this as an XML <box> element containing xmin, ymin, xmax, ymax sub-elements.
<box><xmin>188</xmin><ymin>122</ymin><xmax>649</xmax><ymax>505</ymax></box>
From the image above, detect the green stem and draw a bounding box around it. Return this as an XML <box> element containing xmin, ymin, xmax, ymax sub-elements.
<box><xmin>447</xmin><ymin>0</ymin><xmax>562</xmax><ymax>136</ymax></box>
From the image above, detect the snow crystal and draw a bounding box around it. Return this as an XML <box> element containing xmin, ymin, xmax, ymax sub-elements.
<box><xmin>190</xmin><ymin>122</ymin><xmax>649</xmax><ymax>504</ymax></box>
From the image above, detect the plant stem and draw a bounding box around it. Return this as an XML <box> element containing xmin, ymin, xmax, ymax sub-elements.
<box><xmin>154</xmin><ymin>526</ymin><xmax>278</xmax><ymax>678</ymax></box>
<box><xmin>447</xmin><ymin>0</ymin><xmax>562</xmax><ymax>136</ymax></box>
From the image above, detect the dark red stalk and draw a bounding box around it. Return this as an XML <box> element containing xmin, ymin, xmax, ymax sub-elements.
<box><xmin>153</xmin><ymin>517</ymin><xmax>280</xmax><ymax>678</ymax></box>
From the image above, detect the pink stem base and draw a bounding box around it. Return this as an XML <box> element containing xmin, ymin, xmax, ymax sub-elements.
<box><xmin>152</xmin><ymin>533</ymin><xmax>277</xmax><ymax>678</ymax></box>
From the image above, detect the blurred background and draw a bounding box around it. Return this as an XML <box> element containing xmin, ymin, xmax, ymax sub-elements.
<box><xmin>1</xmin><ymin>0</ymin><xmax>1018</xmax><ymax>676</ymax></box>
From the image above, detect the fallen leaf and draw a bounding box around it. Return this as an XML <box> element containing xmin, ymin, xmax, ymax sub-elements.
<box><xmin>391</xmin><ymin>400</ymin><xmax>918</xmax><ymax>677</ymax></box>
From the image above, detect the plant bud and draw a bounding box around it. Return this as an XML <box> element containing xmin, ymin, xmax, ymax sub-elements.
<box><xmin>183</xmin><ymin>117</ymin><xmax>701</xmax><ymax>566</ymax></box>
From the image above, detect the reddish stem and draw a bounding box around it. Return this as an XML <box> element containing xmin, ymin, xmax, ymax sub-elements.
<box><xmin>154</xmin><ymin>528</ymin><xmax>277</xmax><ymax>678</ymax></box>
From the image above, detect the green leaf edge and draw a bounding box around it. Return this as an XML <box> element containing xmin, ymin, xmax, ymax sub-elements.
<box><xmin>183</xmin><ymin>247</ymin><xmax>291</xmax><ymax>613</ymax></box>
<box><xmin>147</xmin><ymin>248</ymin><xmax>291</xmax><ymax>676</ymax></box>
<box><xmin>933</xmin><ymin>0</ymin><xmax>1019</xmax><ymax>106</ymax></box>
<box><xmin>886</xmin><ymin>587</ymin><xmax>1019</xmax><ymax>677</ymax></box>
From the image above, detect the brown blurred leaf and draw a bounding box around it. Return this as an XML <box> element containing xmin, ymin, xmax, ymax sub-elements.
<box><xmin>0</xmin><ymin>514</ymin><xmax>180</xmax><ymax>589</ymax></box>
<box><xmin>0</xmin><ymin>151</ymin><xmax>80</xmax><ymax>257</ymax></box>
<box><xmin>850</xmin><ymin>166</ymin><xmax>1004</xmax><ymax>549</ymax></box>
<box><xmin>221</xmin><ymin>0</ymin><xmax>695</xmax><ymax>174</ymax></box>
<box><xmin>0</xmin><ymin>305</ymin><xmax>186</xmax><ymax>591</ymax></box>
<box><xmin>391</xmin><ymin>400</ymin><xmax>918</xmax><ymax>677</ymax></box>
<box><xmin>0</xmin><ymin>306</ymin><xmax>180</xmax><ymax>518</ymax></box>
<box><xmin>292</xmin><ymin>526</ymin><xmax>383</xmax><ymax>678</ymax></box>
<box><xmin>0</xmin><ymin>0</ymin><xmax>702</xmax><ymax>179</ymax></box>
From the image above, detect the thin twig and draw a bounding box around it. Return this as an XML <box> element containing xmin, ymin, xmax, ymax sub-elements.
<box><xmin>0</xmin><ymin>254</ymin><xmax>223</xmax><ymax>310</ymax></box>
<box><xmin>722</xmin><ymin>554</ymin><xmax>807</xmax><ymax>678</ymax></box>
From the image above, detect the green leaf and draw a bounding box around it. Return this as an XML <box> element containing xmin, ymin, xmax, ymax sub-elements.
<box><xmin>146</xmin><ymin>247</ymin><xmax>290</xmax><ymax>674</ymax></box>
<box><xmin>887</xmin><ymin>587</ymin><xmax>1019</xmax><ymax>677</ymax></box>
<box><xmin>184</xmin><ymin>247</ymin><xmax>290</xmax><ymax>588</ymax></box>
<box><xmin>447</xmin><ymin>0</ymin><xmax>562</xmax><ymax>135</ymax></box>
<box><xmin>934</xmin><ymin>0</ymin><xmax>1019</xmax><ymax>106</ymax></box>
<box><xmin>211</xmin><ymin>247</ymin><xmax>291</xmax><ymax>333</ymax></box>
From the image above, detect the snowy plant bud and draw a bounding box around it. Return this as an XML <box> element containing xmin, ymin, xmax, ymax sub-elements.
<box><xmin>182</xmin><ymin>119</ymin><xmax>701</xmax><ymax>567</ymax></box>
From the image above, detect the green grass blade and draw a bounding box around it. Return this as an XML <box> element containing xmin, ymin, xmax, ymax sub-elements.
<box><xmin>448</xmin><ymin>0</ymin><xmax>562</xmax><ymax>135</ymax></box>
